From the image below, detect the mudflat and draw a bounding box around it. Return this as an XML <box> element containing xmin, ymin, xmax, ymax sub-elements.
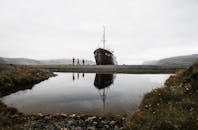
<box><xmin>30</xmin><ymin>65</ymin><xmax>187</xmax><ymax>74</ymax></box>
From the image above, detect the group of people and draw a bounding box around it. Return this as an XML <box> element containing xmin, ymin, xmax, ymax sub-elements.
<box><xmin>72</xmin><ymin>58</ymin><xmax>85</xmax><ymax>65</ymax></box>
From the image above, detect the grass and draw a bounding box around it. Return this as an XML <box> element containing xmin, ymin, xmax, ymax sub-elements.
<box><xmin>0</xmin><ymin>64</ymin><xmax>55</xmax><ymax>128</ymax></box>
<box><xmin>0</xmin><ymin>64</ymin><xmax>55</xmax><ymax>96</ymax></box>
<box><xmin>126</xmin><ymin>62</ymin><xmax>198</xmax><ymax>130</ymax></box>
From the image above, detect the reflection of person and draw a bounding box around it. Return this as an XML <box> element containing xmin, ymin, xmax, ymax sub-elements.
<box><xmin>72</xmin><ymin>73</ymin><xmax>75</xmax><ymax>81</ymax></box>
<box><xmin>77</xmin><ymin>73</ymin><xmax>79</xmax><ymax>79</ymax></box>
<box><xmin>82</xmin><ymin>59</ymin><xmax>85</xmax><ymax>65</ymax></box>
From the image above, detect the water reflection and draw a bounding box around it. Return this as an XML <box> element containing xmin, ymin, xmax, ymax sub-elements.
<box><xmin>77</xmin><ymin>73</ymin><xmax>79</xmax><ymax>79</ymax></box>
<box><xmin>72</xmin><ymin>73</ymin><xmax>114</xmax><ymax>112</ymax></box>
<box><xmin>94</xmin><ymin>74</ymin><xmax>115</xmax><ymax>112</ymax></box>
<box><xmin>73</xmin><ymin>73</ymin><xmax>85</xmax><ymax>81</ymax></box>
<box><xmin>94</xmin><ymin>74</ymin><xmax>114</xmax><ymax>89</ymax></box>
<box><xmin>72</xmin><ymin>73</ymin><xmax>75</xmax><ymax>81</ymax></box>
<box><xmin>1</xmin><ymin>73</ymin><xmax>170</xmax><ymax>115</ymax></box>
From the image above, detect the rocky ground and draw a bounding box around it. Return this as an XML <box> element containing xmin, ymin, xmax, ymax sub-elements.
<box><xmin>21</xmin><ymin>113</ymin><xmax>125</xmax><ymax>130</ymax></box>
<box><xmin>1</xmin><ymin>108</ymin><xmax>126</xmax><ymax>130</ymax></box>
<box><xmin>1</xmin><ymin>101</ymin><xmax>126</xmax><ymax>130</ymax></box>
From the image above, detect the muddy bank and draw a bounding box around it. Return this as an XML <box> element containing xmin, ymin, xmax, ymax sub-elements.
<box><xmin>30</xmin><ymin>65</ymin><xmax>187</xmax><ymax>74</ymax></box>
<box><xmin>126</xmin><ymin>62</ymin><xmax>198</xmax><ymax>130</ymax></box>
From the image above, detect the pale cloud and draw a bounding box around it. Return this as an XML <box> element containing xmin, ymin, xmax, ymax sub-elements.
<box><xmin>0</xmin><ymin>0</ymin><xmax>197</xmax><ymax>64</ymax></box>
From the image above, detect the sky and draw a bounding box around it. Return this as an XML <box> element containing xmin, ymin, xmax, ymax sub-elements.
<box><xmin>0</xmin><ymin>0</ymin><xmax>198</xmax><ymax>64</ymax></box>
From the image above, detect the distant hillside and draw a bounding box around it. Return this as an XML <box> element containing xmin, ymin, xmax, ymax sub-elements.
<box><xmin>0</xmin><ymin>57</ymin><xmax>41</xmax><ymax>65</ymax></box>
<box><xmin>39</xmin><ymin>59</ymin><xmax>95</xmax><ymax>65</ymax></box>
<box><xmin>143</xmin><ymin>54</ymin><xmax>198</xmax><ymax>66</ymax></box>
<box><xmin>142</xmin><ymin>60</ymin><xmax>158</xmax><ymax>65</ymax></box>
<box><xmin>0</xmin><ymin>57</ymin><xmax>95</xmax><ymax>65</ymax></box>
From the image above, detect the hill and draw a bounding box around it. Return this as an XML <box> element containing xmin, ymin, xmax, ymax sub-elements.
<box><xmin>143</xmin><ymin>54</ymin><xmax>198</xmax><ymax>66</ymax></box>
<box><xmin>0</xmin><ymin>57</ymin><xmax>95</xmax><ymax>65</ymax></box>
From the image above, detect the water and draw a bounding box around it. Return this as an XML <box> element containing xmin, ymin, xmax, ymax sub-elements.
<box><xmin>1</xmin><ymin>73</ymin><xmax>170</xmax><ymax>115</ymax></box>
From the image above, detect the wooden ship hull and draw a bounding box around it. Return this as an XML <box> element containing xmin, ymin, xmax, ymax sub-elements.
<box><xmin>94</xmin><ymin>48</ymin><xmax>115</xmax><ymax>65</ymax></box>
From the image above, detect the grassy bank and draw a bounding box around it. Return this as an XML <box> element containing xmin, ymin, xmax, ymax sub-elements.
<box><xmin>0</xmin><ymin>64</ymin><xmax>55</xmax><ymax>128</ymax></box>
<box><xmin>126</xmin><ymin>62</ymin><xmax>198</xmax><ymax>130</ymax></box>
<box><xmin>0</xmin><ymin>64</ymin><xmax>55</xmax><ymax>97</ymax></box>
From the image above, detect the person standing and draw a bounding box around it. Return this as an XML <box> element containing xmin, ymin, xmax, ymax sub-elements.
<box><xmin>72</xmin><ymin>58</ymin><xmax>75</xmax><ymax>65</ymax></box>
<box><xmin>82</xmin><ymin>59</ymin><xmax>85</xmax><ymax>65</ymax></box>
<box><xmin>77</xmin><ymin>59</ymin><xmax>80</xmax><ymax>65</ymax></box>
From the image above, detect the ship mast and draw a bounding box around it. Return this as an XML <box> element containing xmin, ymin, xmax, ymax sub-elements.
<box><xmin>102</xmin><ymin>26</ymin><xmax>106</xmax><ymax>49</ymax></box>
<box><xmin>99</xmin><ymin>88</ymin><xmax>107</xmax><ymax>112</ymax></box>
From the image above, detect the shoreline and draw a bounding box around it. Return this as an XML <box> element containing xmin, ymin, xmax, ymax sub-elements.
<box><xmin>0</xmin><ymin>63</ymin><xmax>197</xmax><ymax>129</ymax></box>
<box><xmin>29</xmin><ymin>65</ymin><xmax>187</xmax><ymax>74</ymax></box>
<box><xmin>0</xmin><ymin>64</ymin><xmax>126</xmax><ymax>129</ymax></box>
<box><xmin>0</xmin><ymin>64</ymin><xmax>56</xmax><ymax>128</ymax></box>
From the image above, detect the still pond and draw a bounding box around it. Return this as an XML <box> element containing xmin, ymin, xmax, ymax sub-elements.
<box><xmin>1</xmin><ymin>73</ymin><xmax>170</xmax><ymax>115</ymax></box>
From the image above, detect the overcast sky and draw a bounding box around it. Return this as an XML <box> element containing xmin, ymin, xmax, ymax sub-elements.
<box><xmin>0</xmin><ymin>0</ymin><xmax>198</xmax><ymax>64</ymax></box>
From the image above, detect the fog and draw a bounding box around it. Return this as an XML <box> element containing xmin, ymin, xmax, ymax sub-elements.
<box><xmin>0</xmin><ymin>0</ymin><xmax>198</xmax><ymax>64</ymax></box>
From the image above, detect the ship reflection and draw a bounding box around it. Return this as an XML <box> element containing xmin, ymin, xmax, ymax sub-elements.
<box><xmin>71</xmin><ymin>73</ymin><xmax>115</xmax><ymax>112</ymax></box>
<box><xmin>94</xmin><ymin>74</ymin><xmax>115</xmax><ymax>112</ymax></box>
